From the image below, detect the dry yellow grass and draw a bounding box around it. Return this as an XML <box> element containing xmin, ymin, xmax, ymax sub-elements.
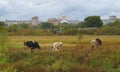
<box><xmin>8</xmin><ymin>35</ymin><xmax>120</xmax><ymax>49</ymax></box>
<box><xmin>1</xmin><ymin>35</ymin><xmax>120</xmax><ymax>72</ymax></box>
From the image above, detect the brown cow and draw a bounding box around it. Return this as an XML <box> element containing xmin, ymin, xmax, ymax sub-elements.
<box><xmin>91</xmin><ymin>38</ymin><xmax>102</xmax><ymax>50</ymax></box>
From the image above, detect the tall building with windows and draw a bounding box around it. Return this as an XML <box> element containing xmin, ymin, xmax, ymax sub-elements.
<box><xmin>5</xmin><ymin>16</ymin><xmax>41</xmax><ymax>26</ymax></box>
<box><xmin>109</xmin><ymin>15</ymin><xmax>117</xmax><ymax>21</ymax></box>
<box><xmin>102</xmin><ymin>15</ymin><xmax>120</xmax><ymax>25</ymax></box>
<box><xmin>31</xmin><ymin>16</ymin><xmax>39</xmax><ymax>25</ymax></box>
<box><xmin>47</xmin><ymin>18</ymin><xmax>60</xmax><ymax>25</ymax></box>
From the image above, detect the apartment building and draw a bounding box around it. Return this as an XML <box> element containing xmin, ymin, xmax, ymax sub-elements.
<box><xmin>5</xmin><ymin>16</ymin><xmax>41</xmax><ymax>26</ymax></box>
<box><xmin>47</xmin><ymin>18</ymin><xmax>60</xmax><ymax>25</ymax></box>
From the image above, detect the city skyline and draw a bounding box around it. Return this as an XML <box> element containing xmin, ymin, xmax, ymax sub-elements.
<box><xmin>0</xmin><ymin>0</ymin><xmax>120</xmax><ymax>21</ymax></box>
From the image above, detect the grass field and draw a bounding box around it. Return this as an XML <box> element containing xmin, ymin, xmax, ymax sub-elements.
<box><xmin>0</xmin><ymin>35</ymin><xmax>120</xmax><ymax>72</ymax></box>
<box><xmin>8</xmin><ymin>35</ymin><xmax>120</xmax><ymax>48</ymax></box>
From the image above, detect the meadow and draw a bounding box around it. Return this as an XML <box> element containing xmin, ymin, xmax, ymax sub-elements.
<box><xmin>0</xmin><ymin>35</ymin><xmax>120</xmax><ymax>72</ymax></box>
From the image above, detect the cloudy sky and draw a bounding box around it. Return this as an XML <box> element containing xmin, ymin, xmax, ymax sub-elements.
<box><xmin>0</xmin><ymin>0</ymin><xmax>120</xmax><ymax>21</ymax></box>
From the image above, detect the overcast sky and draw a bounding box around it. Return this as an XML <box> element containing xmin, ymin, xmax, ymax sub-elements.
<box><xmin>0</xmin><ymin>0</ymin><xmax>120</xmax><ymax>21</ymax></box>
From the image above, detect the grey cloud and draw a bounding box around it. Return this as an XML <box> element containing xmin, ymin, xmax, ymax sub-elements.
<box><xmin>0</xmin><ymin>0</ymin><xmax>120</xmax><ymax>21</ymax></box>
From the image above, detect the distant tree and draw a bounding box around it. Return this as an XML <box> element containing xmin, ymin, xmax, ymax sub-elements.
<box><xmin>105</xmin><ymin>20</ymin><xmax>120</xmax><ymax>27</ymax></box>
<box><xmin>61</xmin><ymin>22</ymin><xmax>68</xmax><ymax>25</ymax></box>
<box><xmin>78</xmin><ymin>22</ymin><xmax>87</xmax><ymax>28</ymax></box>
<box><xmin>105</xmin><ymin>22</ymin><xmax>114</xmax><ymax>26</ymax></box>
<box><xmin>61</xmin><ymin>23</ymin><xmax>69</xmax><ymax>30</ymax></box>
<box><xmin>0</xmin><ymin>21</ymin><xmax>7</xmax><ymax>32</ymax></box>
<box><xmin>84</xmin><ymin>16</ymin><xmax>103</xmax><ymax>27</ymax></box>
<box><xmin>113</xmin><ymin>20</ymin><xmax>120</xmax><ymax>26</ymax></box>
<box><xmin>0</xmin><ymin>21</ymin><xmax>6</xmax><ymax>26</ymax></box>
<box><xmin>20</xmin><ymin>23</ymin><xmax>29</xmax><ymax>29</ymax></box>
<box><xmin>41</xmin><ymin>22</ymin><xmax>54</xmax><ymax>30</ymax></box>
<box><xmin>98</xmin><ymin>26</ymin><xmax>120</xmax><ymax>35</ymax></box>
<box><xmin>7</xmin><ymin>24</ymin><xmax>17</xmax><ymax>32</ymax></box>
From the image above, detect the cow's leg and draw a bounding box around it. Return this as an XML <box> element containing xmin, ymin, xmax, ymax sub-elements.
<box><xmin>53</xmin><ymin>45</ymin><xmax>57</xmax><ymax>51</ymax></box>
<box><xmin>55</xmin><ymin>47</ymin><xmax>59</xmax><ymax>51</ymax></box>
<box><xmin>31</xmin><ymin>47</ymin><xmax>34</xmax><ymax>53</ymax></box>
<box><xmin>53</xmin><ymin>47</ymin><xmax>57</xmax><ymax>51</ymax></box>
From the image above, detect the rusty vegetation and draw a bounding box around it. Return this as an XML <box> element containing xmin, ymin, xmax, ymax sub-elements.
<box><xmin>0</xmin><ymin>35</ymin><xmax>120</xmax><ymax>72</ymax></box>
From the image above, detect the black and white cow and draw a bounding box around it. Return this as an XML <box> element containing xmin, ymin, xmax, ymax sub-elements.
<box><xmin>24</xmin><ymin>41</ymin><xmax>41</xmax><ymax>52</ymax></box>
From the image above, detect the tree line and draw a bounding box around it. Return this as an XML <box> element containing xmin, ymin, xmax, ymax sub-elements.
<box><xmin>0</xmin><ymin>16</ymin><xmax>120</xmax><ymax>35</ymax></box>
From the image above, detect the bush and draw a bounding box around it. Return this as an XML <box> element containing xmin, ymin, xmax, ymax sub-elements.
<box><xmin>0</xmin><ymin>33</ymin><xmax>9</xmax><ymax>65</ymax></box>
<box><xmin>95</xmin><ymin>26</ymin><xmax>120</xmax><ymax>35</ymax></box>
<box><xmin>0</xmin><ymin>33</ymin><xmax>9</xmax><ymax>47</ymax></box>
<box><xmin>77</xmin><ymin>29</ymin><xmax>98</xmax><ymax>35</ymax></box>
<box><xmin>62</xmin><ymin>29</ymin><xmax>78</xmax><ymax>35</ymax></box>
